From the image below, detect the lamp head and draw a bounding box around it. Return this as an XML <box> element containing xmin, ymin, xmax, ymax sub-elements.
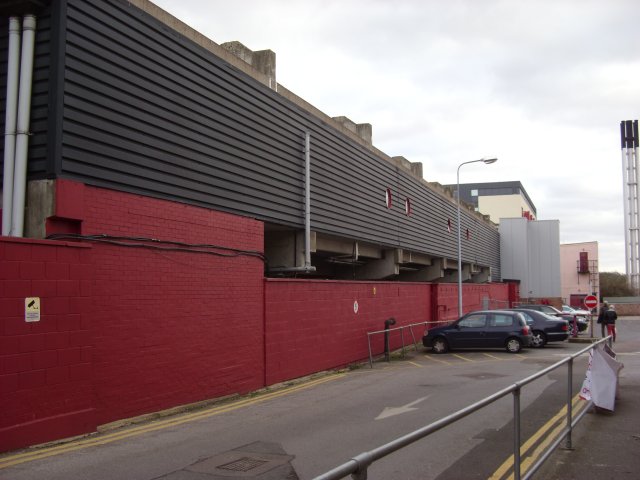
<box><xmin>481</xmin><ymin>157</ymin><xmax>498</xmax><ymax>164</ymax></box>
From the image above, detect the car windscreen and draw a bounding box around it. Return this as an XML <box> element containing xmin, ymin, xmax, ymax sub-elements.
<box><xmin>458</xmin><ymin>314</ymin><xmax>487</xmax><ymax>328</ymax></box>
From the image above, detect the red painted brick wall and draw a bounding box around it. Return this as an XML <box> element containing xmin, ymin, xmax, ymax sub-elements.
<box><xmin>431</xmin><ymin>283</ymin><xmax>513</xmax><ymax>321</ymax></box>
<box><xmin>1</xmin><ymin>179</ymin><xmax>513</xmax><ymax>452</ymax></box>
<box><xmin>264</xmin><ymin>280</ymin><xmax>431</xmax><ymax>384</ymax></box>
<box><xmin>0</xmin><ymin>238</ymin><xmax>95</xmax><ymax>451</ymax></box>
<box><xmin>75</xmin><ymin>183</ymin><xmax>265</xmax><ymax>426</ymax></box>
<box><xmin>1</xmin><ymin>180</ymin><xmax>265</xmax><ymax>451</ymax></box>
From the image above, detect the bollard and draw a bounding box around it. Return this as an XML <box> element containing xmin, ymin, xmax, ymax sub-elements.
<box><xmin>572</xmin><ymin>315</ymin><xmax>578</xmax><ymax>338</ymax></box>
<box><xmin>384</xmin><ymin>317</ymin><xmax>396</xmax><ymax>362</ymax></box>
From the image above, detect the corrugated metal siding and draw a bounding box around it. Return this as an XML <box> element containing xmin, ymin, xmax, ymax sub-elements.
<box><xmin>1</xmin><ymin>0</ymin><xmax>500</xmax><ymax>277</ymax></box>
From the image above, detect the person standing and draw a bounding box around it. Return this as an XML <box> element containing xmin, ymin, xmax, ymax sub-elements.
<box><xmin>597</xmin><ymin>302</ymin><xmax>609</xmax><ymax>338</ymax></box>
<box><xmin>604</xmin><ymin>304</ymin><xmax>618</xmax><ymax>342</ymax></box>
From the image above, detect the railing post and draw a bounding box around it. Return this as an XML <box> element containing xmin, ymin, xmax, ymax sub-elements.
<box><xmin>513</xmin><ymin>386</ymin><xmax>521</xmax><ymax>480</ymax></box>
<box><xmin>367</xmin><ymin>333</ymin><xmax>373</xmax><ymax>369</ymax></box>
<box><xmin>565</xmin><ymin>357</ymin><xmax>574</xmax><ymax>449</ymax></box>
<box><xmin>351</xmin><ymin>452</ymin><xmax>372</xmax><ymax>480</ymax></box>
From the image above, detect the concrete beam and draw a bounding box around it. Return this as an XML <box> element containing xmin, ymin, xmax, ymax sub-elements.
<box><xmin>439</xmin><ymin>262</ymin><xmax>471</xmax><ymax>283</ymax></box>
<box><xmin>472</xmin><ymin>266</ymin><xmax>492</xmax><ymax>283</ymax></box>
<box><xmin>400</xmin><ymin>250</ymin><xmax>433</xmax><ymax>266</ymax></box>
<box><xmin>265</xmin><ymin>230</ymin><xmax>316</xmax><ymax>268</ymax></box>
<box><xmin>315</xmin><ymin>233</ymin><xmax>382</xmax><ymax>259</ymax></box>
<box><xmin>398</xmin><ymin>257</ymin><xmax>445</xmax><ymax>281</ymax></box>
<box><xmin>354</xmin><ymin>248</ymin><xmax>400</xmax><ymax>280</ymax></box>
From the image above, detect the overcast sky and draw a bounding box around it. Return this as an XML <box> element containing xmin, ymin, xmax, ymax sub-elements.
<box><xmin>154</xmin><ymin>0</ymin><xmax>639</xmax><ymax>272</ymax></box>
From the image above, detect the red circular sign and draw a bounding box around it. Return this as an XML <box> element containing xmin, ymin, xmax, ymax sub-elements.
<box><xmin>583</xmin><ymin>295</ymin><xmax>598</xmax><ymax>309</ymax></box>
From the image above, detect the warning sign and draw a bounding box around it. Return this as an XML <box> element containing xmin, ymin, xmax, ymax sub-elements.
<box><xmin>25</xmin><ymin>297</ymin><xmax>41</xmax><ymax>322</ymax></box>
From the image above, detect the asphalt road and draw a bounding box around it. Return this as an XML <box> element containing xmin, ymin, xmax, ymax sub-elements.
<box><xmin>1</xmin><ymin>320</ymin><xmax>638</xmax><ymax>480</ymax></box>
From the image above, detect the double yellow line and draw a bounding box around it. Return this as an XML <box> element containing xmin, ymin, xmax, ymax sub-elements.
<box><xmin>489</xmin><ymin>394</ymin><xmax>587</xmax><ymax>480</ymax></box>
<box><xmin>0</xmin><ymin>374</ymin><xmax>344</xmax><ymax>470</ymax></box>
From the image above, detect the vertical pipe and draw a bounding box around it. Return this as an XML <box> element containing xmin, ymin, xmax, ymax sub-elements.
<box><xmin>11</xmin><ymin>15</ymin><xmax>36</xmax><ymax>237</ymax></box>
<box><xmin>2</xmin><ymin>17</ymin><xmax>21</xmax><ymax>236</ymax></box>
<box><xmin>457</xmin><ymin>167</ymin><xmax>463</xmax><ymax>317</ymax></box>
<box><xmin>513</xmin><ymin>387</ymin><xmax>521</xmax><ymax>480</ymax></box>
<box><xmin>622</xmin><ymin>125</ymin><xmax>631</xmax><ymax>281</ymax></box>
<box><xmin>304</xmin><ymin>132</ymin><xmax>311</xmax><ymax>268</ymax></box>
<box><xmin>565</xmin><ymin>358</ymin><xmax>573</xmax><ymax>449</ymax></box>
<box><xmin>635</xmin><ymin>120</ymin><xmax>640</xmax><ymax>290</ymax></box>
<box><xmin>627</xmin><ymin>145</ymin><xmax>640</xmax><ymax>293</ymax></box>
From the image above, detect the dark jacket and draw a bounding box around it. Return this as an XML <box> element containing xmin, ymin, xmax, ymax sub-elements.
<box><xmin>597</xmin><ymin>308</ymin><xmax>608</xmax><ymax>324</ymax></box>
<box><xmin>604</xmin><ymin>309</ymin><xmax>618</xmax><ymax>325</ymax></box>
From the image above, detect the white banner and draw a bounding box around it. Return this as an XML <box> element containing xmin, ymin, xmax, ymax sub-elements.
<box><xmin>579</xmin><ymin>344</ymin><xmax>624</xmax><ymax>411</ymax></box>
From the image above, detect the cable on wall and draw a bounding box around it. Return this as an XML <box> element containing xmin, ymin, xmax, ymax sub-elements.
<box><xmin>45</xmin><ymin>233</ymin><xmax>267</xmax><ymax>263</ymax></box>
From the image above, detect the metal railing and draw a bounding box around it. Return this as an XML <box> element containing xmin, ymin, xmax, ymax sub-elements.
<box><xmin>314</xmin><ymin>337</ymin><xmax>610</xmax><ymax>480</ymax></box>
<box><xmin>366</xmin><ymin>320</ymin><xmax>454</xmax><ymax>368</ymax></box>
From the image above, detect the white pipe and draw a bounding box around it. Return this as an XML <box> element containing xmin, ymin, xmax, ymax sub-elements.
<box><xmin>627</xmin><ymin>147</ymin><xmax>640</xmax><ymax>291</ymax></box>
<box><xmin>622</xmin><ymin>147</ymin><xmax>631</xmax><ymax>279</ymax></box>
<box><xmin>2</xmin><ymin>17</ymin><xmax>21</xmax><ymax>236</ymax></box>
<box><xmin>304</xmin><ymin>131</ymin><xmax>311</xmax><ymax>268</ymax></box>
<box><xmin>10</xmin><ymin>15</ymin><xmax>36</xmax><ymax>237</ymax></box>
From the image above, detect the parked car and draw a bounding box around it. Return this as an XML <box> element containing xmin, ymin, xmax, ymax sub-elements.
<box><xmin>509</xmin><ymin>309</ymin><xmax>569</xmax><ymax>347</ymax></box>
<box><xmin>423</xmin><ymin>310</ymin><xmax>532</xmax><ymax>354</ymax></box>
<box><xmin>516</xmin><ymin>304</ymin><xmax>588</xmax><ymax>334</ymax></box>
<box><xmin>562</xmin><ymin>305</ymin><xmax>592</xmax><ymax>317</ymax></box>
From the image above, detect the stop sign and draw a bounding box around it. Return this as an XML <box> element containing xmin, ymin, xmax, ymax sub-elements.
<box><xmin>584</xmin><ymin>295</ymin><xmax>598</xmax><ymax>309</ymax></box>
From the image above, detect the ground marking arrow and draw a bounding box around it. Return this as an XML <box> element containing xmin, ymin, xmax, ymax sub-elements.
<box><xmin>375</xmin><ymin>396</ymin><xmax>430</xmax><ymax>420</ymax></box>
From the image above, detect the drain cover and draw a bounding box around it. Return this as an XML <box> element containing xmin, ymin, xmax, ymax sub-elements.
<box><xmin>187</xmin><ymin>447</ymin><xmax>294</xmax><ymax>477</ymax></box>
<box><xmin>218</xmin><ymin>457</ymin><xmax>269</xmax><ymax>472</ymax></box>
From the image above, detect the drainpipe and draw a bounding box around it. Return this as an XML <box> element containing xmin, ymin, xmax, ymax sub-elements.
<box><xmin>11</xmin><ymin>14</ymin><xmax>36</xmax><ymax>237</ymax></box>
<box><xmin>1</xmin><ymin>17</ymin><xmax>21</xmax><ymax>236</ymax></box>
<box><xmin>304</xmin><ymin>131</ymin><xmax>312</xmax><ymax>269</ymax></box>
<box><xmin>268</xmin><ymin>131</ymin><xmax>316</xmax><ymax>274</ymax></box>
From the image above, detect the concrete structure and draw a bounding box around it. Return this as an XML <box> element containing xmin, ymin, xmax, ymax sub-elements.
<box><xmin>500</xmin><ymin>218</ymin><xmax>561</xmax><ymax>301</ymax></box>
<box><xmin>560</xmin><ymin>241</ymin><xmax>599</xmax><ymax>307</ymax></box>
<box><xmin>448</xmin><ymin>181</ymin><xmax>537</xmax><ymax>224</ymax></box>
<box><xmin>620</xmin><ymin>120</ymin><xmax>640</xmax><ymax>291</ymax></box>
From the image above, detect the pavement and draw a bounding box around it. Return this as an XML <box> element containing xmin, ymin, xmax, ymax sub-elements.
<box><xmin>537</xmin><ymin>317</ymin><xmax>640</xmax><ymax>480</ymax></box>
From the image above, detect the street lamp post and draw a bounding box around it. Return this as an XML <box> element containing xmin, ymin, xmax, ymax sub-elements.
<box><xmin>457</xmin><ymin>157</ymin><xmax>498</xmax><ymax>317</ymax></box>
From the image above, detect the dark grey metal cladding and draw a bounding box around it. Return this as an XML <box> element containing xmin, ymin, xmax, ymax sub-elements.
<box><xmin>61</xmin><ymin>0</ymin><xmax>306</xmax><ymax>225</ymax></box>
<box><xmin>396</xmin><ymin>169</ymin><xmax>500</xmax><ymax>277</ymax></box>
<box><xmin>0</xmin><ymin>0</ymin><xmax>500</xmax><ymax>275</ymax></box>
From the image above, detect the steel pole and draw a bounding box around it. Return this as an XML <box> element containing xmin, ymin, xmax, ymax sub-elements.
<box><xmin>457</xmin><ymin>165</ymin><xmax>463</xmax><ymax>317</ymax></box>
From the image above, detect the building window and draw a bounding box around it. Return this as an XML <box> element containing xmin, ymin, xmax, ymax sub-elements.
<box><xmin>385</xmin><ymin>188</ymin><xmax>392</xmax><ymax>209</ymax></box>
<box><xmin>471</xmin><ymin>189</ymin><xmax>478</xmax><ymax>197</ymax></box>
<box><xmin>405</xmin><ymin>198</ymin><xmax>412</xmax><ymax>215</ymax></box>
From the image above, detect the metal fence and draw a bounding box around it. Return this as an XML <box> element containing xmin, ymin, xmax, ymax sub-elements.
<box><xmin>366</xmin><ymin>320</ymin><xmax>454</xmax><ymax>368</ymax></box>
<box><xmin>314</xmin><ymin>337</ymin><xmax>610</xmax><ymax>480</ymax></box>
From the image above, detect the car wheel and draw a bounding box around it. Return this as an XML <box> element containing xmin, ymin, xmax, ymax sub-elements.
<box><xmin>505</xmin><ymin>337</ymin><xmax>522</xmax><ymax>353</ymax></box>
<box><xmin>431</xmin><ymin>337</ymin><xmax>449</xmax><ymax>354</ymax></box>
<box><xmin>531</xmin><ymin>331</ymin><xmax>546</xmax><ymax>348</ymax></box>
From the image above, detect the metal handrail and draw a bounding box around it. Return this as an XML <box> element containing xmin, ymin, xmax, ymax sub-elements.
<box><xmin>366</xmin><ymin>320</ymin><xmax>454</xmax><ymax>368</ymax></box>
<box><xmin>314</xmin><ymin>337</ymin><xmax>611</xmax><ymax>480</ymax></box>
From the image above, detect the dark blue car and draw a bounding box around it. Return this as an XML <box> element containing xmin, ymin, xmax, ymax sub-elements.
<box><xmin>423</xmin><ymin>310</ymin><xmax>532</xmax><ymax>354</ymax></box>
<box><xmin>510</xmin><ymin>308</ymin><xmax>570</xmax><ymax>347</ymax></box>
